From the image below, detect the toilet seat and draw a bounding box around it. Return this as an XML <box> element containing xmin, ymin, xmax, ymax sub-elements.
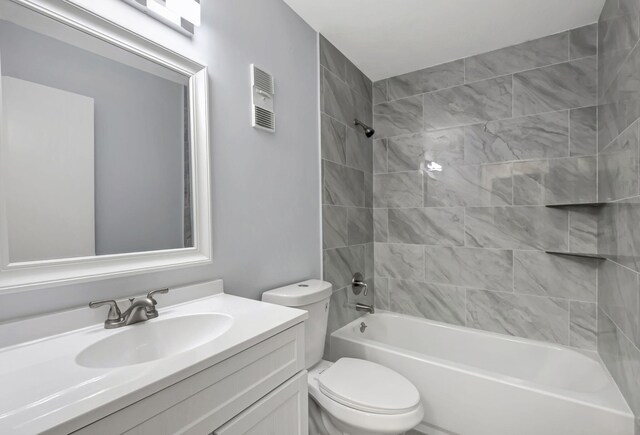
<box><xmin>318</xmin><ymin>358</ymin><xmax>421</xmax><ymax>415</ymax></box>
<box><xmin>308</xmin><ymin>359</ymin><xmax>424</xmax><ymax>435</ymax></box>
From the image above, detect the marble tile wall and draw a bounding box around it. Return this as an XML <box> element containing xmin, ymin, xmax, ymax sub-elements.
<box><xmin>372</xmin><ymin>24</ymin><xmax>600</xmax><ymax>351</ymax></box>
<box><xmin>320</xmin><ymin>35</ymin><xmax>374</xmax><ymax>358</ymax></box>
<box><xmin>597</xmin><ymin>0</ymin><xmax>640</xmax><ymax>431</ymax></box>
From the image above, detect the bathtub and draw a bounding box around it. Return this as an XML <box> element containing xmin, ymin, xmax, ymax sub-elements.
<box><xmin>330</xmin><ymin>312</ymin><xmax>634</xmax><ymax>435</ymax></box>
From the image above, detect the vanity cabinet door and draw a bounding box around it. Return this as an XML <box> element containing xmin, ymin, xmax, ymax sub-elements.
<box><xmin>73</xmin><ymin>324</ymin><xmax>304</xmax><ymax>435</ymax></box>
<box><xmin>213</xmin><ymin>371</ymin><xmax>308</xmax><ymax>435</ymax></box>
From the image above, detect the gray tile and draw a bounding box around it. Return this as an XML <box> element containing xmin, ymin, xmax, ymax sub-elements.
<box><xmin>466</xmin><ymin>289</ymin><xmax>570</xmax><ymax>344</ymax></box>
<box><xmin>464</xmin><ymin>111</ymin><xmax>569</xmax><ymax>164</ymax></box>
<box><xmin>512</xmin><ymin>160</ymin><xmax>547</xmax><ymax>205</ymax></box>
<box><xmin>598</xmin><ymin>0</ymin><xmax>639</xmax><ymax>95</ymax></box>
<box><xmin>465</xmin><ymin>32</ymin><xmax>569</xmax><ymax>82</ymax></box>
<box><xmin>598</xmin><ymin>309</ymin><xmax>640</xmax><ymax>416</ymax></box>
<box><xmin>597</xmin><ymin>98</ymin><xmax>622</xmax><ymax>151</ymax></box>
<box><xmin>322</xmin><ymin>205</ymin><xmax>347</xmax><ymax>249</ymax></box>
<box><xmin>599</xmin><ymin>259</ymin><xmax>640</xmax><ymax>347</ymax></box>
<box><xmin>570</xmin><ymin>301</ymin><xmax>597</xmax><ymax>350</ymax></box>
<box><xmin>570</xmin><ymin>24</ymin><xmax>598</xmax><ymax>60</ymax></box>
<box><xmin>374</xmin><ymin>277</ymin><xmax>390</xmax><ymax>310</ymax></box>
<box><xmin>373</xmin><ymin>139</ymin><xmax>388</xmax><ymax>174</ymax></box>
<box><xmin>599</xmin><ymin>121</ymin><xmax>640</xmax><ymax>202</ymax></box>
<box><xmin>425</xmin><ymin>246</ymin><xmax>513</xmax><ymax>292</ymax></box>
<box><xmin>321</xmin><ymin>113</ymin><xmax>346</xmax><ymax>164</ymax></box>
<box><xmin>388</xmin><ymin>128</ymin><xmax>465</xmax><ymax>172</ymax></box>
<box><xmin>373</xmin><ymin>172</ymin><xmax>423</xmax><ymax>208</ymax></box>
<box><xmin>346</xmin><ymin>128</ymin><xmax>373</xmax><ymax>173</ymax></box>
<box><xmin>423</xmin><ymin>76</ymin><xmax>513</xmax><ymax>130</ymax></box>
<box><xmin>345</xmin><ymin>58</ymin><xmax>372</xmax><ymax>101</ymax></box>
<box><xmin>390</xmin><ymin>280</ymin><xmax>466</xmax><ymax>326</ymax></box>
<box><xmin>514</xmin><ymin>250</ymin><xmax>597</xmax><ymax>301</ymax></box>
<box><xmin>364</xmin><ymin>170</ymin><xmax>373</xmax><ymax>209</ymax></box>
<box><xmin>373</xmin><ymin>80</ymin><xmax>388</xmax><ymax>105</ymax></box>
<box><xmin>465</xmin><ymin>206</ymin><xmax>569</xmax><ymax>250</ymax></box>
<box><xmin>374</xmin><ymin>243</ymin><xmax>425</xmax><ymax>281</ymax></box>
<box><xmin>387</xmin><ymin>60</ymin><xmax>464</xmax><ymax>100</ymax></box>
<box><xmin>599</xmin><ymin>42</ymin><xmax>640</xmax><ymax>149</ymax></box>
<box><xmin>364</xmin><ymin>243</ymin><xmax>374</xmax><ymax>280</ymax></box>
<box><xmin>598</xmin><ymin>202</ymin><xmax>620</xmax><ymax>260</ymax></box>
<box><xmin>347</xmin><ymin>207</ymin><xmax>373</xmax><ymax>245</ymax></box>
<box><xmin>425</xmin><ymin>163</ymin><xmax>512</xmax><ymax>207</ymax></box>
<box><xmin>320</xmin><ymin>65</ymin><xmax>325</xmax><ymax>113</ymax></box>
<box><xmin>388</xmin><ymin>207</ymin><xmax>464</xmax><ymax>246</ymax></box>
<box><xmin>323</xmin><ymin>245</ymin><xmax>365</xmax><ymax>290</ymax></box>
<box><xmin>570</xmin><ymin>106</ymin><xmax>598</xmax><ymax>156</ymax></box>
<box><xmin>569</xmin><ymin>207</ymin><xmax>599</xmax><ymax>254</ymax></box>
<box><xmin>323</xmin><ymin>160</ymin><xmax>365</xmax><ymax>207</ymax></box>
<box><xmin>612</xmin><ymin>199</ymin><xmax>640</xmax><ymax>272</ymax></box>
<box><xmin>513</xmin><ymin>57</ymin><xmax>597</xmax><ymax>116</ymax></box>
<box><xmin>512</xmin><ymin>156</ymin><xmax>597</xmax><ymax>205</ymax></box>
<box><xmin>320</xmin><ymin>35</ymin><xmax>346</xmax><ymax>80</ymax></box>
<box><xmin>374</xmin><ymin>96</ymin><xmax>423</xmax><ymax>139</ymax></box>
<box><xmin>324</xmin><ymin>69</ymin><xmax>372</xmax><ymax>130</ymax></box>
<box><xmin>374</xmin><ymin>208</ymin><xmax>388</xmax><ymax>242</ymax></box>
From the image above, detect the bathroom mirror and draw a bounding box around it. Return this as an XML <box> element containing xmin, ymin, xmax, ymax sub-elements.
<box><xmin>0</xmin><ymin>0</ymin><xmax>211</xmax><ymax>293</ymax></box>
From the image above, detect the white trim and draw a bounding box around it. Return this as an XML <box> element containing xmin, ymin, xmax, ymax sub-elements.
<box><xmin>0</xmin><ymin>0</ymin><xmax>212</xmax><ymax>295</ymax></box>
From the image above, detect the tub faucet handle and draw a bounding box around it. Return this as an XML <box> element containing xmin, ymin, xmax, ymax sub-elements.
<box><xmin>352</xmin><ymin>272</ymin><xmax>368</xmax><ymax>296</ymax></box>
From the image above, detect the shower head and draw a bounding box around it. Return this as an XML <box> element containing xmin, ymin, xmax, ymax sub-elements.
<box><xmin>354</xmin><ymin>119</ymin><xmax>375</xmax><ymax>138</ymax></box>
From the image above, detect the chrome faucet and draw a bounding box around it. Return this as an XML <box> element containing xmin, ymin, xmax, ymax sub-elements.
<box><xmin>90</xmin><ymin>288</ymin><xmax>169</xmax><ymax>329</ymax></box>
<box><xmin>355</xmin><ymin>302</ymin><xmax>374</xmax><ymax>314</ymax></box>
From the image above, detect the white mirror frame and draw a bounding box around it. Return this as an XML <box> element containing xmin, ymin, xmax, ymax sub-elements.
<box><xmin>0</xmin><ymin>0</ymin><xmax>212</xmax><ymax>295</ymax></box>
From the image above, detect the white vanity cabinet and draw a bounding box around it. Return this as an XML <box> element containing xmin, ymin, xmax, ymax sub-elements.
<box><xmin>72</xmin><ymin>323</ymin><xmax>307</xmax><ymax>435</ymax></box>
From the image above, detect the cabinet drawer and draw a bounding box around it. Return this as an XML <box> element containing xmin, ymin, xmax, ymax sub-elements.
<box><xmin>213</xmin><ymin>371</ymin><xmax>308</xmax><ymax>435</ymax></box>
<box><xmin>74</xmin><ymin>324</ymin><xmax>305</xmax><ymax>435</ymax></box>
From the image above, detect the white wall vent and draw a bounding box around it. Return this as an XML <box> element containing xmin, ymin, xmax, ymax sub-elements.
<box><xmin>251</xmin><ymin>65</ymin><xmax>275</xmax><ymax>133</ymax></box>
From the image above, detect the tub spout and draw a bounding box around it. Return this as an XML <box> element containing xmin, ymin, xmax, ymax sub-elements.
<box><xmin>356</xmin><ymin>302</ymin><xmax>374</xmax><ymax>314</ymax></box>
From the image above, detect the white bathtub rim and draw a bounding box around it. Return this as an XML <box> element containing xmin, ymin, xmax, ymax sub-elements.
<box><xmin>331</xmin><ymin>311</ymin><xmax>632</xmax><ymax>418</ymax></box>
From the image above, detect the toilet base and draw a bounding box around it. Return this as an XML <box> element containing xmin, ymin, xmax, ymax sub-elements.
<box><xmin>309</xmin><ymin>395</ymin><xmax>404</xmax><ymax>435</ymax></box>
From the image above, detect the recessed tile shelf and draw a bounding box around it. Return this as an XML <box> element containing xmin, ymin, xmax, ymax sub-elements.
<box><xmin>545</xmin><ymin>251</ymin><xmax>606</xmax><ymax>260</ymax></box>
<box><xmin>545</xmin><ymin>203</ymin><xmax>606</xmax><ymax>208</ymax></box>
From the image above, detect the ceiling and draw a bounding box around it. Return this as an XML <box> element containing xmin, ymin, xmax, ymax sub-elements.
<box><xmin>282</xmin><ymin>0</ymin><xmax>606</xmax><ymax>81</ymax></box>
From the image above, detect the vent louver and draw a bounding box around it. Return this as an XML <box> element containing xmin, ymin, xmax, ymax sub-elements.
<box><xmin>253</xmin><ymin>66</ymin><xmax>274</xmax><ymax>95</ymax></box>
<box><xmin>253</xmin><ymin>106</ymin><xmax>276</xmax><ymax>131</ymax></box>
<box><xmin>251</xmin><ymin>64</ymin><xmax>275</xmax><ymax>132</ymax></box>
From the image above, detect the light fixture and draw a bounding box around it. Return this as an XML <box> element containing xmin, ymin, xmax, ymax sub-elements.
<box><xmin>166</xmin><ymin>0</ymin><xmax>201</xmax><ymax>26</ymax></box>
<box><xmin>121</xmin><ymin>0</ymin><xmax>201</xmax><ymax>35</ymax></box>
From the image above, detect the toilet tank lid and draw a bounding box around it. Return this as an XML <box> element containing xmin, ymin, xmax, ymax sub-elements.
<box><xmin>262</xmin><ymin>280</ymin><xmax>332</xmax><ymax>307</ymax></box>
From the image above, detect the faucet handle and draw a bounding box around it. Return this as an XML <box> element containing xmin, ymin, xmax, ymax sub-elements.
<box><xmin>351</xmin><ymin>272</ymin><xmax>368</xmax><ymax>296</ymax></box>
<box><xmin>89</xmin><ymin>299</ymin><xmax>123</xmax><ymax>327</ymax></box>
<box><xmin>147</xmin><ymin>288</ymin><xmax>169</xmax><ymax>305</ymax></box>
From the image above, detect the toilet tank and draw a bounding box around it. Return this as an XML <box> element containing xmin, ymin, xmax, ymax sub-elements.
<box><xmin>262</xmin><ymin>280</ymin><xmax>332</xmax><ymax>369</ymax></box>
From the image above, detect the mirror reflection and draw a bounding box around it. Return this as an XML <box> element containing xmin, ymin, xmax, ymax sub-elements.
<box><xmin>0</xmin><ymin>17</ymin><xmax>193</xmax><ymax>263</ymax></box>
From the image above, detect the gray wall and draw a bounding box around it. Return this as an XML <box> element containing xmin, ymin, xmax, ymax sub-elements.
<box><xmin>0</xmin><ymin>0</ymin><xmax>321</xmax><ymax>322</ymax></box>
<box><xmin>597</xmin><ymin>0</ymin><xmax>640</xmax><ymax>432</ymax></box>
<box><xmin>0</xmin><ymin>20</ymin><xmax>186</xmax><ymax>255</ymax></box>
<box><xmin>319</xmin><ymin>36</ymin><xmax>374</xmax><ymax>357</ymax></box>
<box><xmin>371</xmin><ymin>24</ymin><xmax>600</xmax><ymax>351</ymax></box>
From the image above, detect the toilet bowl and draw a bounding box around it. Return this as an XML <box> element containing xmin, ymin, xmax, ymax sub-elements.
<box><xmin>308</xmin><ymin>359</ymin><xmax>424</xmax><ymax>435</ymax></box>
<box><xmin>262</xmin><ymin>280</ymin><xmax>424</xmax><ymax>435</ymax></box>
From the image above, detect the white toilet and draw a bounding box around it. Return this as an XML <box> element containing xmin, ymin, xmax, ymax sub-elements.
<box><xmin>262</xmin><ymin>280</ymin><xmax>424</xmax><ymax>435</ymax></box>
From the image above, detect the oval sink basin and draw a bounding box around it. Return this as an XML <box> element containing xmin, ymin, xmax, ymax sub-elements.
<box><xmin>76</xmin><ymin>313</ymin><xmax>233</xmax><ymax>368</ymax></box>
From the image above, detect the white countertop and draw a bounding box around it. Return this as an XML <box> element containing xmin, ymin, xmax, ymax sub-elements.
<box><xmin>0</xmin><ymin>282</ymin><xmax>307</xmax><ymax>435</ymax></box>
